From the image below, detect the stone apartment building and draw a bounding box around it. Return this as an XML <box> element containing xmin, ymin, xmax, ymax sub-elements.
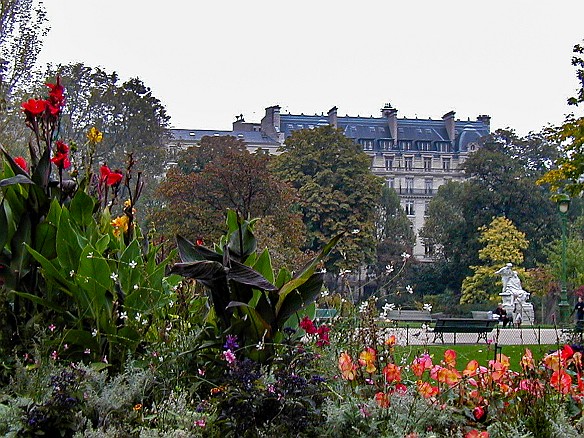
<box><xmin>170</xmin><ymin>103</ymin><xmax>490</xmax><ymax>259</ymax></box>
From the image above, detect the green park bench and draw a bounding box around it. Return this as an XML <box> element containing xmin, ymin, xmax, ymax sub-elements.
<box><xmin>315</xmin><ymin>308</ymin><xmax>337</xmax><ymax>321</ymax></box>
<box><xmin>431</xmin><ymin>318</ymin><xmax>499</xmax><ymax>344</ymax></box>
<box><xmin>385</xmin><ymin>309</ymin><xmax>433</xmax><ymax>322</ymax></box>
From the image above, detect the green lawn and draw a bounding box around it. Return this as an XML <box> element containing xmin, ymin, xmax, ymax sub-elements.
<box><xmin>395</xmin><ymin>344</ymin><xmax>559</xmax><ymax>372</ymax></box>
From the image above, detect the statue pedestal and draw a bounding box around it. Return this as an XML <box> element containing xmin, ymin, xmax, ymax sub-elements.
<box><xmin>501</xmin><ymin>302</ymin><xmax>535</xmax><ymax>325</ymax></box>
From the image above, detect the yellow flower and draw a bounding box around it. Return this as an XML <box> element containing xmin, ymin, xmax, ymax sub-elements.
<box><xmin>111</xmin><ymin>215</ymin><xmax>129</xmax><ymax>236</ymax></box>
<box><xmin>87</xmin><ymin>127</ymin><xmax>103</xmax><ymax>143</ymax></box>
<box><xmin>133</xmin><ymin>403</ymin><xmax>142</xmax><ymax>411</ymax></box>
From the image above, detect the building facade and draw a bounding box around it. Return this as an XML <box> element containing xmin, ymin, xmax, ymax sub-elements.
<box><xmin>170</xmin><ymin>104</ymin><xmax>490</xmax><ymax>259</ymax></box>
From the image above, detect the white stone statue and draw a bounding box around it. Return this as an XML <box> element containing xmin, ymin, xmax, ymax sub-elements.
<box><xmin>495</xmin><ymin>263</ymin><xmax>533</xmax><ymax>325</ymax></box>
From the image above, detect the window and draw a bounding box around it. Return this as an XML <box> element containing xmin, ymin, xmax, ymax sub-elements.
<box><xmin>379</xmin><ymin>139</ymin><xmax>392</xmax><ymax>150</ymax></box>
<box><xmin>424</xmin><ymin>242</ymin><xmax>434</xmax><ymax>257</ymax></box>
<box><xmin>438</xmin><ymin>142</ymin><xmax>451</xmax><ymax>152</ymax></box>
<box><xmin>360</xmin><ymin>139</ymin><xmax>374</xmax><ymax>150</ymax></box>
<box><xmin>399</xmin><ymin>140</ymin><xmax>412</xmax><ymax>150</ymax></box>
<box><xmin>424</xmin><ymin>178</ymin><xmax>433</xmax><ymax>194</ymax></box>
<box><xmin>405</xmin><ymin>200</ymin><xmax>415</xmax><ymax>216</ymax></box>
<box><xmin>443</xmin><ymin>158</ymin><xmax>451</xmax><ymax>171</ymax></box>
<box><xmin>423</xmin><ymin>157</ymin><xmax>432</xmax><ymax>171</ymax></box>
<box><xmin>405</xmin><ymin>177</ymin><xmax>414</xmax><ymax>194</ymax></box>
<box><xmin>404</xmin><ymin>157</ymin><xmax>413</xmax><ymax>171</ymax></box>
<box><xmin>387</xmin><ymin>178</ymin><xmax>394</xmax><ymax>189</ymax></box>
<box><xmin>424</xmin><ymin>201</ymin><xmax>430</xmax><ymax>216</ymax></box>
<box><xmin>385</xmin><ymin>157</ymin><xmax>393</xmax><ymax>170</ymax></box>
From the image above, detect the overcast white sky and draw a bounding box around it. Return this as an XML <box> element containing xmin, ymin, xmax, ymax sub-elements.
<box><xmin>37</xmin><ymin>1</ymin><xmax>584</xmax><ymax>136</ymax></box>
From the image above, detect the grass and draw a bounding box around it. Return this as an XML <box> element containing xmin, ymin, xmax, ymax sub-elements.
<box><xmin>395</xmin><ymin>344</ymin><xmax>559</xmax><ymax>372</ymax></box>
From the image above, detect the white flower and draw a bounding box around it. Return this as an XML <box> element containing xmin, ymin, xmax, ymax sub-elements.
<box><xmin>358</xmin><ymin>302</ymin><xmax>368</xmax><ymax>313</ymax></box>
<box><xmin>406</xmin><ymin>285</ymin><xmax>414</xmax><ymax>294</ymax></box>
<box><xmin>91</xmin><ymin>329</ymin><xmax>98</xmax><ymax>337</ymax></box>
<box><xmin>423</xmin><ymin>303</ymin><xmax>433</xmax><ymax>312</ymax></box>
<box><xmin>110</xmin><ymin>272</ymin><xmax>118</xmax><ymax>281</ymax></box>
<box><xmin>87</xmin><ymin>252</ymin><xmax>93</xmax><ymax>258</ymax></box>
<box><xmin>321</xmin><ymin>290</ymin><xmax>329</xmax><ymax>297</ymax></box>
<box><xmin>383</xmin><ymin>303</ymin><xmax>396</xmax><ymax>313</ymax></box>
<box><xmin>385</xmin><ymin>264</ymin><xmax>394</xmax><ymax>274</ymax></box>
<box><xmin>339</xmin><ymin>269</ymin><xmax>352</xmax><ymax>277</ymax></box>
<box><xmin>120</xmin><ymin>311</ymin><xmax>128</xmax><ymax>320</ymax></box>
<box><xmin>351</xmin><ymin>229</ymin><xmax>360</xmax><ymax>234</ymax></box>
<box><xmin>129</xmin><ymin>260</ymin><xmax>137</xmax><ymax>269</ymax></box>
<box><xmin>135</xmin><ymin>312</ymin><xmax>142</xmax><ymax>322</ymax></box>
<box><xmin>401</xmin><ymin>252</ymin><xmax>411</xmax><ymax>260</ymax></box>
<box><xmin>319</xmin><ymin>268</ymin><xmax>327</xmax><ymax>274</ymax></box>
<box><xmin>69</xmin><ymin>270</ymin><xmax>75</xmax><ymax>277</ymax></box>
<box><xmin>133</xmin><ymin>284</ymin><xmax>139</xmax><ymax>290</ymax></box>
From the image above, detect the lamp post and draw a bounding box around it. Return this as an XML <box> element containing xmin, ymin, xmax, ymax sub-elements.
<box><xmin>557</xmin><ymin>195</ymin><xmax>571</xmax><ymax>325</ymax></box>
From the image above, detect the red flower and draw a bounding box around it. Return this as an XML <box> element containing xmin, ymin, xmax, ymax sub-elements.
<box><xmin>196</xmin><ymin>238</ymin><xmax>204</xmax><ymax>246</ymax></box>
<box><xmin>473</xmin><ymin>405</ymin><xmax>485</xmax><ymax>421</ymax></box>
<box><xmin>299</xmin><ymin>316</ymin><xmax>317</xmax><ymax>335</ymax></box>
<box><xmin>316</xmin><ymin>324</ymin><xmax>330</xmax><ymax>347</ymax></box>
<box><xmin>21</xmin><ymin>99</ymin><xmax>48</xmax><ymax>116</ymax></box>
<box><xmin>46</xmin><ymin>77</ymin><xmax>65</xmax><ymax>110</ymax></box>
<box><xmin>100</xmin><ymin>165</ymin><xmax>123</xmax><ymax>186</ymax></box>
<box><xmin>374</xmin><ymin>391</ymin><xmax>390</xmax><ymax>408</ymax></box>
<box><xmin>14</xmin><ymin>156</ymin><xmax>28</xmax><ymax>172</ymax></box>
<box><xmin>51</xmin><ymin>141</ymin><xmax>71</xmax><ymax>169</ymax></box>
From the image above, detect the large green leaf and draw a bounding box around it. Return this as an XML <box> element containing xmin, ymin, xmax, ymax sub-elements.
<box><xmin>275</xmin><ymin>272</ymin><xmax>324</xmax><ymax>328</ymax></box>
<box><xmin>0</xmin><ymin>174</ymin><xmax>34</xmax><ymax>187</ymax></box>
<box><xmin>12</xmin><ymin>291</ymin><xmax>69</xmax><ymax>313</ymax></box>
<box><xmin>0</xmin><ymin>203</ymin><xmax>7</xmax><ymax>250</ymax></box>
<box><xmin>77</xmin><ymin>246</ymin><xmax>113</xmax><ymax>325</ymax></box>
<box><xmin>226</xmin><ymin>259</ymin><xmax>277</xmax><ymax>291</ymax></box>
<box><xmin>69</xmin><ymin>190</ymin><xmax>96</xmax><ymax>227</ymax></box>
<box><xmin>276</xmin><ymin>232</ymin><xmax>342</xmax><ymax>314</ymax></box>
<box><xmin>56</xmin><ymin>209</ymin><xmax>83</xmax><ymax>271</ymax></box>
<box><xmin>26</xmin><ymin>245</ymin><xmax>76</xmax><ymax>293</ymax></box>
<box><xmin>252</xmin><ymin>248</ymin><xmax>274</xmax><ymax>284</ymax></box>
<box><xmin>227</xmin><ymin>301</ymin><xmax>271</xmax><ymax>340</ymax></box>
<box><xmin>10</xmin><ymin>214</ymin><xmax>32</xmax><ymax>278</ymax></box>
<box><xmin>119</xmin><ymin>239</ymin><xmax>143</xmax><ymax>296</ymax></box>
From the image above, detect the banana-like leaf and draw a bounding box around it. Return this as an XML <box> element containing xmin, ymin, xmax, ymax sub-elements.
<box><xmin>176</xmin><ymin>234</ymin><xmax>222</xmax><ymax>263</ymax></box>
<box><xmin>0</xmin><ymin>174</ymin><xmax>34</xmax><ymax>187</ymax></box>
<box><xmin>275</xmin><ymin>272</ymin><xmax>324</xmax><ymax>328</ymax></box>
<box><xmin>276</xmin><ymin>232</ymin><xmax>342</xmax><ymax>314</ymax></box>
<box><xmin>227</xmin><ymin>301</ymin><xmax>271</xmax><ymax>340</ymax></box>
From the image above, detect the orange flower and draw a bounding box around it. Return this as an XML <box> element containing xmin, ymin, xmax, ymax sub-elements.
<box><xmin>385</xmin><ymin>335</ymin><xmax>396</xmax><ymax>346</ymax></box>
<box><xmin>374</xmin><ymin>391</ymin><xmax>390</xmax><ymax>408</ymax></box>
<box><xmin>417</xmin><ymin>380</ymin><xmax>439</xmax><ymax>398</ymax></box>
<box><xmin>520</xmin><ymin>348</ymin><xmax>535</xmax><ymax>371</ymax></box>
<box><xmin>111</xmin><ymin>215</ymin><xmax>130</xmax><ymax>236</ymax></box>
<box><xmin>133</xmin><ymin>403</ymin><xmax>142</xmax><ymax>411</ymax></box>
<box><xmin>359</xmin><ymin>347</ymin><xmax>377</xmax><ymax>373</ymax></box>
<box><xmin>411</xmin><ymin>354</ymin><xmax>433</xmax><ymax>377</ymax></box>
<box><xmin>382</xmin><ymin>362</ymin><xmax>401</xmax><ymax>383</ymax></box>
<box><xmin>550</xmin><ymin>369</ymin><xmax>572</xmax><ymax>394</ymax></box>
<box><xmin>543</xmin><ymin>351</ymin><xmax>562</xmax><ymax>371</ymax></box>
<box><xmin>338</xmin><ymin>352</ymin><xmax>357</xmax><ymax>381</ymax></box>
<box><xmin>463</xmin><ymin>359</ymin><xmax>479</xmax><ymax>377</ymax></box>
<box><xmin>443</xmin><ymin>349</ymin><xmax>457</xmax><ymax>367</ymax></box>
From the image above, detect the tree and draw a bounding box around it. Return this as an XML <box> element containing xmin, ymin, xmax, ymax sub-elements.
<box><xmin>271</xmin><ymin>125</ymin><xmax>383</xmax><ymax>272</ymax></box>
<box><xmin>460</xmin><ymin>217</ymin><xmax>529</xmax><ymax>304</ymax></box>
<box><xmin>40</xmin><ymin>63</ymin><xmax>171</xmax><ymax>175</ymax></box>
<box><xmin>151</xmin><ymin>136</ymin><xmax>307</xmax><ymax>270</ymax></box>
<box><xmin>0</xmin><ymin>0</ymin><xmax>49</xmax><ymax>151</ymax></box>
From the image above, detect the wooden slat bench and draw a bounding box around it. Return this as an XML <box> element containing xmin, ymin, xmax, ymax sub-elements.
<box><xmin>432</xmin><ymin>318</ymin><xmax>499</xmax><ymax>344</ymax></box>
<box><xmin>385</xmin><ymin>310</ymin><xmax>433</xmax><ymax>322</ymax></box>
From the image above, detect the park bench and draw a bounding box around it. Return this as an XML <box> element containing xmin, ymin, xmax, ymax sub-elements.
<box><xmin>315</xmin><ymin>308</ymin><xmax>337</xmax><ymax>321</ymax></box>
<box><xmin>431</xmin><ymin>318</ymin><xmax>499</xmax><ymax>344</ymax></box>
<box><xmin>385</xmin><ymin>309</ymin><xmax>433</xmax><ymax>322</ymax></box>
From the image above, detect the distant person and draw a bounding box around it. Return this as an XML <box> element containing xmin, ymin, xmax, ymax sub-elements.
<box><xmin>493</xmin><ymin>303</ymin><xmax>510</xmax><ymax>328</ymax></box>
<box><xmin>574</xmin><ymin>296</ymin><xmax>584</xmax><ymax>332</ymax></box>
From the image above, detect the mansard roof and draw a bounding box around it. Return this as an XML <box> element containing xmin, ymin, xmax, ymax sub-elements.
<box><xmin>280</xmin><ymin>113</ymin><xmax>489</xmax><ymax>153</ymax></box>
<box><xmin>172</xmin><ymin>129</ymin><xmax>280</xmax><ymax>146</ymax></box>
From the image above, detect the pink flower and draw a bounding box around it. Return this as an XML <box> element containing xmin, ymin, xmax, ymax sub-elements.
<box><xmin>195</xmin><ymin>419</ymin><xmax>206</xmax><ymax>428</ymax></box>
<box><xmin>223</xmin><ymin>349</ymin><xmax>236</xmax><ymax>364</ymax></box>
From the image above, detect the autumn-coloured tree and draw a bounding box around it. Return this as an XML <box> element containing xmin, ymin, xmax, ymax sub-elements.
<box><xmin>151</xmin><ymin>136</ymin><xmax>307</xmax><ymax>270</ymax></box>
<box><xmin>460</xmin><ymin>216</ymin><xmax>529</xmax><ymax>304</ymax></box>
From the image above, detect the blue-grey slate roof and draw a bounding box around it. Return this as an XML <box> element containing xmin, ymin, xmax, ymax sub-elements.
<box><xmin>171</xmin><ymin>129</ymin><xmax>280</xmax><ymax>146</ymax></box>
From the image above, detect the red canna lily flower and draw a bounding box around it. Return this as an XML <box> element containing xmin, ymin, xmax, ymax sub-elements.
<box><xmin>299</xmin><ymin>316</ymin><xmax>317</xmax><ymax>335</ymax></box>
<box><xmin>21</xmin><ymin>99</ymin><xmax>48</xmax><ymax>117</ymax></box>
<box><xmin>473</xmin><ymin>405</ymin><xmax>485</xmax><ymax>421</ymax></box>
<box><xmin>51</xmin><ymin>141</ymin><xmax>71</xmax><ymax>169</ymax></box>
<box><xmin>382</xmin><ymin>362</ymin><xmax>401</xmax><ymax>383</ymax></box>
<box><xmin>374</xmin><ymin>391</ymin><xmax>390</xmax><ymax>408</ymax></box>
<box><xmin>46</xmin><ymin>77</ymin><xmax>65</xmax><ymax>110</ymax></box>
<box><xmin>100</xmin><ymin>165</ymin><xmax>123</xmax><ymax>186</ymax></box>
<box><xmin>550</xmin><ymin>369</ymin><xmax>572</xmax><ymax>394</ymax></box>
<box><xmin>13</xmin><ymin>156</ymin><xmax>28</xmax><ymax>172</ymax></box>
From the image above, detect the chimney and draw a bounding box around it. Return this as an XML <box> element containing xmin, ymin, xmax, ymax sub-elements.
<box><xmin>261</xmin><ymin>105</ymin><xmax>281</xmax><ymax>139</ymax></box>
<box><xmin>381</xmin><ymin>103</ymin><xmax>398</xmax><ymax>141</ymax></box>
<box><xmin>477</xmin><ymin>114</ymin><xmax>491</xmax><ymax>130</ymax></box>
<box><xmin>442</xmin><ymin>111</ymin><xmax>456</xmax><ymax>143</ymax></box>
<box><xmin>327</xmin><ymin>106</ymin><xmax>338</xmax><ymax>128</ymax></box>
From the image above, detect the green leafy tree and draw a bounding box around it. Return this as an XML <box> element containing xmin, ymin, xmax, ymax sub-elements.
<box><xmin>271</xmin><ymin>125</ymin><xmax>383</xmax><ymax>272</ymax></box>
<box><xmin>0</xmin><ymin>0</ymin><xmax>49</xmax><ymax>151</ymax></box>
<box><xmin>460</xmin><ymin>217</ymin><xmax>529</xmax><ymax>304</ymax></box>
